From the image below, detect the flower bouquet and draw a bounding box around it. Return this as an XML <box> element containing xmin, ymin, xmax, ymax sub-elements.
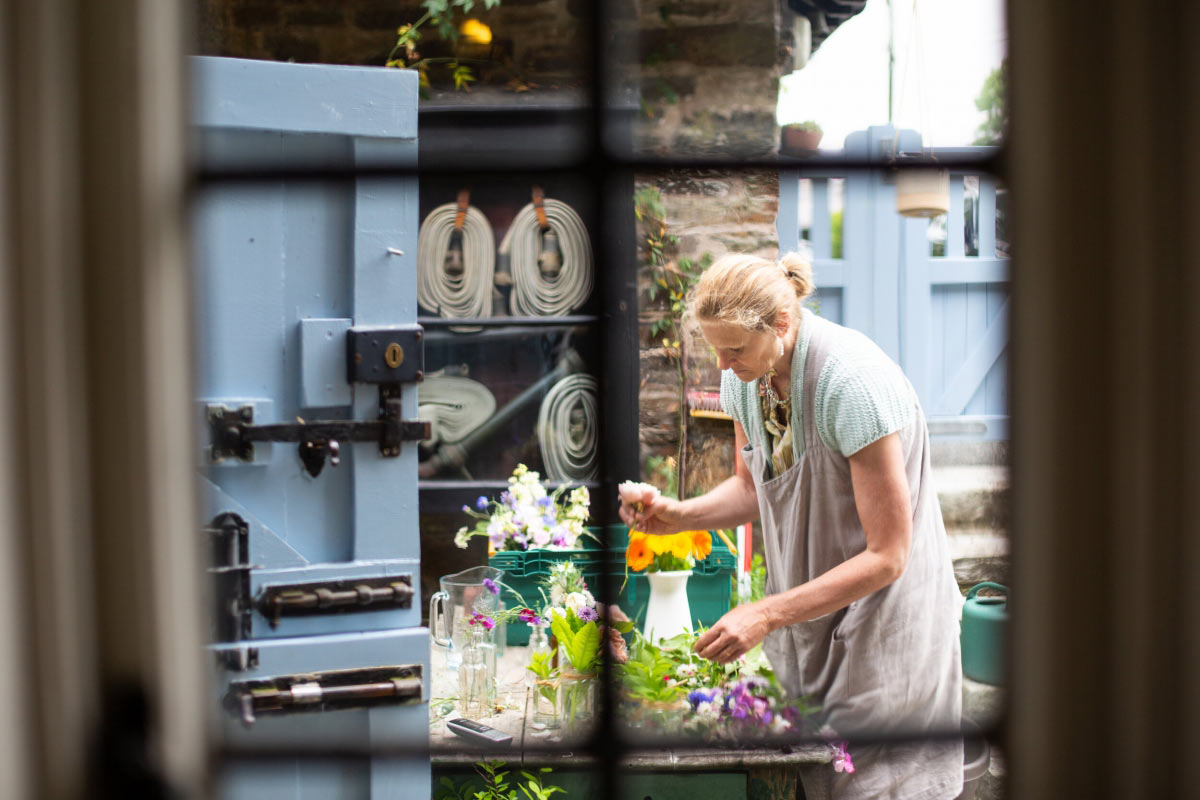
<box><xmin>527</xmin><ymin>562</ymin><xmax>632</xmax><ymax>734</ymax></box>
<box><xmin>455</xmin><ymin>464</ymin><xmax>591</xmax><ymax>552</ymax></box>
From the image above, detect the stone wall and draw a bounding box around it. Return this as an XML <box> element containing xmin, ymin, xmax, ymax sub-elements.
<box><xmin>635</xmin><ymin>169</ymin><xmax>779</xmax><ymax>497</ymax></box>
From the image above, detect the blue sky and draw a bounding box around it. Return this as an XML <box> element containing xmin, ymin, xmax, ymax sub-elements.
<box><xmin>778</xmin><ymin>0</ymin><xmax>1008</xmax><ymax>148</ymax></box>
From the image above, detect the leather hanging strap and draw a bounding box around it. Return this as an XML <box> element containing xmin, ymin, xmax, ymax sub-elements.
<box><xmin>531</xmin><ymin>185</ymin><xmax>550</xmax><ymax>231</ymax></box>
<box><xmin>453</xmin><ymin>189</ymin><xmax>471</xmax><ymax>232</ymax></box>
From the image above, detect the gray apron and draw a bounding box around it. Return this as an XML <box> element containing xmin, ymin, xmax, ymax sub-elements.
<box><xmin>745</xmin><ymin>315</ymin><xmax>964</xmax><ymax>800</ymax></box>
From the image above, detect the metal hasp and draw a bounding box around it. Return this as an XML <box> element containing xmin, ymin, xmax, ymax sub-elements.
<box><xmin>347</xmin><ymin>325</ymin><xmax>425</xmax><ymax>384</ymax></box>
<box><xmin>207</xmin><ymin>386</ymin><xmax>431</xmax><ymax>477</ymax></box>
<box><xmin>227</xmin><ymin>665</ymin><xmax>423</xmax><ymax>727</ymax></box>
<box><xmin>257</xmin><ymin>574</ymin><xmax>415</xmax><ymax>628</ymax></box>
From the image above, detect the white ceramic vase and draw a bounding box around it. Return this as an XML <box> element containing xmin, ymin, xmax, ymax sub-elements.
<box><xmin>643</xmin><ymin>570</ymin><xmax>693</xmax><ymax>645</ymax></box>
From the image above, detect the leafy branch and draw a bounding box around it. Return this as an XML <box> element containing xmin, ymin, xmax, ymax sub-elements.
<box><xmin>634</xmin><ymin>185</ymin><xmax>712</xmax><ymax>495</ymax></box>
<box><xmin>385</xmin><ymin>0</ymin><xmax>502</xmax><ymax>93</ymax></box>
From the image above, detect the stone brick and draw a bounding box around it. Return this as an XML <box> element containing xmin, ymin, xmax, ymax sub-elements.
<box><xmin>231</xmin><ymin>0</ymin><xmax>280</xmax><ymax>28</ymax></box>
<box><xmin>265</xmin><ymin>31</ymin><xmax>321</xmax><ymax>63</ymax></box>
<box><xmin>285</xmin><ymin>7</ymin><xmax>345</xmax><ymax>26</ymax></box>
<box><xmin>639</xmin><ymin>24</ymin><xmax>777</xmax><ymax>68</ymax></box>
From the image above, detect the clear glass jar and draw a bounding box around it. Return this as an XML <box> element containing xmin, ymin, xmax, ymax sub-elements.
<box><xmin>457</xmin><ymin>626</ymin><xmax>490</xmax><ymax>719</ymax></box>
<box><xmin>556</xmin><ymin>666</ymin><xmax>597</xmax><ymax>735</ymax></box>
<box><xmin>527</xmin><ymin>625</ymin><xmax>559</xmax><ymax>728</ymax></box>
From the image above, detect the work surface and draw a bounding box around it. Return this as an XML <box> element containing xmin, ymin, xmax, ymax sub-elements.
<box><xmin>429</xmin><ymin>643</ymin><xmax>834</xmax><ymax>799</ymax></box>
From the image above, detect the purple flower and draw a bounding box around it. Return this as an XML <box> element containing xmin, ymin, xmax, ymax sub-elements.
<box><xmin>537</xmin><ymin>496</ymin><xmax>553</xmax><ymax>508</ymax></box>
<box><xmin>518</xmin><ymin>608</ymin><xmax>544</xmax><ymax>626</ymax></box>
<box><xmin>551</xmin><ymin>532</ymin><xmax>567</xmax><ymax>547</ymax></box>
<box><xmin>461</xmin><ymin>504</ymin><xmax>470</xmax><ymax>513</ymax></box>
<box><xmin>475</xmin><ymin>495</ymin><xmax>489</xmax><ymax>511</ymax></box>
<box><xmin>687</xmin><ymin>689</ymin><xmax>713</xmax><ymax>708</ymax></box>
<box><xmin>499</xmin><ymin>491</ymin><xmax>514</xmax><ymax>506</ymax></box>
<box><xmin>482</xmin><ymin>578</ymin><xmax>499</xmax><ymax>595</ymax></box>
<box><xmin>468</xmin><ymin>611</ymin><xmax>496</xmax><ymax>630</ymax></box>
<box><xmin>577</xmin><ymin>606</ymin><xmax>598</xmax><ymax>622</ymax></box>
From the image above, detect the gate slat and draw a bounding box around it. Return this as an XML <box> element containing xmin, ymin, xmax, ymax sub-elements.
<box><xmin>811</xmin><ymin>179</ymin><xmax>832</xmax><ymax>259</ymax></box>
<box><xmin>978</xmin><ymin>176</ymin><xmax>997</xmax><ymax>257</ymax></box>
<box><xmin>934</xmin><ymin>298</ymin><xmax>1010</xmax><ymax>415</ymax></box>
<box><xmin>946</xmin><ymin>175</ymin><xmax>966</xmax><ymax>259</ymax></box>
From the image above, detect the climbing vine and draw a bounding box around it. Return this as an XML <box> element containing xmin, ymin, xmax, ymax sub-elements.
<box><xmin>634</xmin><ymin>185</ymin><xmax>712</xmax><ymax>496</ymax></box>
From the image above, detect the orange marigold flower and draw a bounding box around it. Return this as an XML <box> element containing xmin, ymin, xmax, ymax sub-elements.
<box><xmin>626</xmin><ymin>536</ymin><xmax>654</xmax><ymax>571</ymax></box>
<box><xmin>689</xmin><ymin>530</ymin><xmax>713</xmax><ymax>560</ymax></box>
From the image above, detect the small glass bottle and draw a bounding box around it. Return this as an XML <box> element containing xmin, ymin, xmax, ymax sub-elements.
<box><xmin>457</xmin><ymin>626</ymin><xmax>490</xmax><ymax>719</ymax></box>
<box><xmin>478</xmin><ymin>625</ymin><xmax>498</xmax><ymax>711</ymax></box>
<box><xmin>527</xmin><ymin>625</ymin><xmax>559</xmax><ymax>729</ymax></box>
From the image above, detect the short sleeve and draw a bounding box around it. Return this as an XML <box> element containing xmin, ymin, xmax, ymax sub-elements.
<box><xmin>815</xmin><ymin>348</ymin><xmax>914</xmax><ymax>457</ymax></box>
<box><xmin>720</xmin><ymin>368</ymin><xmax>752</xmax><ymax>432</ymax></box>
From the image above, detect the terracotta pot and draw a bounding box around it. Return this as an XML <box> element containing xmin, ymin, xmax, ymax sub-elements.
<box><xmin>781</xmin><ymin>125</ymin><xmax>823</xmax><ymax>156</ymax></box>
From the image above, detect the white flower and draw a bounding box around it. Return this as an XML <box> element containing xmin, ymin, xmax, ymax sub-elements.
<box><xmin>770</xmin><ymin>715</ymin><xmax>791</xmax><ymax>734</ymax></box>
<box><xmin>454</xmin><ymin>526</ymin><xmax>471</xmax><ymax>549</ymax></box>
<box><xmin>618</xmin><ymin>480</ymin><xmax>659</xmax><ymax>506</ymax></box>
<box><xmin>550</xmin><ymin>585</ymin><xmax>566</xmax><ymax>607</ymax></box>
<box><xmin>565</xmin><ymin>591</ymin><xmax>593</xmax><ymax>615</ymax></box>
<box><xmin>530</xmin><ymin>523</ymin><xmax>551</xmax><ymax>547</ymax></box>
<box><xmin>675</xmin><ymin>663</ymin><xmax>697</xmax><ymax>679</ymax></box>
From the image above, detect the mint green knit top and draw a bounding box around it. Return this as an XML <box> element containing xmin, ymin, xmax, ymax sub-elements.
<box><xmin>720</xmin><ymin>309</ymin><xmax>915</xmax><ymax>463</ymax></box>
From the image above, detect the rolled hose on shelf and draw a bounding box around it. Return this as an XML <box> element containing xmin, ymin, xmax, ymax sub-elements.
<box><xmin>536</xmin><ymin>373</ymin><xmax>599</xmax><ymax>482</ymax></box>
<box><xmin>417</xmin><ymin>374</ymin><xmax>497</xmax><ymax>451</ymax></box>
<box><xmin>417</xmin><ymin>202</ymin><xmax>495</xmax><ymax>319</ymax></box>
<box><xmin>499</xmin><ymin>197</ymin><xmax>592</xmax><ymax>317</ymax></box>
<box><xmin>418</xmin><ymin>349</ymin><xmax>586</xmax><ymax>479</ymax></box>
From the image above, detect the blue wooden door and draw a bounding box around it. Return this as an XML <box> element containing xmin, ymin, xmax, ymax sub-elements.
<box><xmin>777</xmin><ymin>125</ymin><xmax>1009</xmax><ymax>440</ymax></box>
<box><xmin>192</xmin><ymin>57</ymin><xmax>428</xmax><ymax>798</ymax></box>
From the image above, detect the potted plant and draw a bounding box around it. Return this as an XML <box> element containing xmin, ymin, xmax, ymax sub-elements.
<box><xmin>781</xmin><ymin>120</ymin><xmax>824</xmax><ymax>156</ymax></box>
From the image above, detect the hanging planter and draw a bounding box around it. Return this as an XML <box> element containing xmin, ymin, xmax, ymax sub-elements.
<box><xmin>895</xmin><ymin>166</ymin><xmax>950</xmax><ymax>218</ymax></box>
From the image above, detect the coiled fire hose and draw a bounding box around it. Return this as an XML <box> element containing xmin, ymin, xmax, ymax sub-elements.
<box><xmin>499</xmin><ymin>189</ymin><xmax>593</xmax><ymax>317</ymax></box>
<box><xmin>417</xmin><ymin>191</ymin><xmax>495</xmax><ymax>319</ymax></box>
<box><xmin>417</xmin><ymin>373</ymin><xmax>497</xmax><ymax>451</ymax></box>
<box><xmin>537</xmin><ymin>374</ymin><xmax>599</xmax><ymax>482</ymax></box>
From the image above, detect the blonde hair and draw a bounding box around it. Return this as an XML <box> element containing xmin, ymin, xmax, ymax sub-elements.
<box><xmin>689</xmin><ymin>252</ymin><xmax>814</xmax><ymax>332</ymax></box>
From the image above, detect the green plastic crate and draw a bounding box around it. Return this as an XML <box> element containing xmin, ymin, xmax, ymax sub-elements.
<box><xmin>489</xmin><ymin>526</ymin><xmax>736</xmax><ymax>646</ymax></box>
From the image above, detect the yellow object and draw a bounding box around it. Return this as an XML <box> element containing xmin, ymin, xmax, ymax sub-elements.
<box><xmin>713</xmin><ymin>528</ymin><xmax>737</xmax><ymax>556</ymax></box>
<box><xmin>459</xmin><ymin>19</ymin><xmax>492</xmax><ymax>44</ymax></box>
<box><xmin>689</xmin><ymin>409</ymin><xmax>733</xmax><ymax>421</ymax></box>
<box><xmin>626</xmin><ymin>529</ymin><xmax>714</xmax><ymax>571</ymax></box>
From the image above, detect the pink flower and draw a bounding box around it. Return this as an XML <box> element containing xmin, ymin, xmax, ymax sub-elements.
<box><xmin>832</xmin><ymin>741</ymin><xmax>855</xmax><ymax>774</ymax></box>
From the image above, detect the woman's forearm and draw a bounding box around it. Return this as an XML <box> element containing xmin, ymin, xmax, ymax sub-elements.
<box><xmin>675</xmin><ymin>473</ymin><xmax>759</xmax><ymax>530</ymax></box>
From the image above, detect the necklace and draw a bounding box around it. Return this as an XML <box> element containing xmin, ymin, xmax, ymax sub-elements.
<box><xmin>759</xmin><ymin>369</ymin><xmax>784</xmax><ymax>408</ymax></box>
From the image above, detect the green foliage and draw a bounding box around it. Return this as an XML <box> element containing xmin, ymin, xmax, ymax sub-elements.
<box><xmin>796</xmin><ymin>119</ymin><xmax>823</xmax><ymax>134</ymax></box>
<box><xmin>385</xmin><ymin>0</ymin><xmax>505</xmax><ymax>94</ymax></box>
<box><xmin>732</xmin><ymin>552</ymin><xmax>767</xmax><ymax>608</ymax></box>
<box><xmin>550</xmin><ymin>613</ymin><xmax>601</xmax><ymax>673</ymax></box>
<box><xmin>972</xmin><ymin>59</ymin><xmax>1007</xmax><ymax>145</ymax></box>
<box><xmin>526</xmin><ymin>650</ymin><xmax>559</xmax><ymax>707</ymax></box>
<box><xmin>434</xmin><ymin>762</ymin><xmax>565</xmax><ymax>800</ymax></box>
<box><xmin>618</xmin><ymin>635</ymin><xmax>689</xmax><ymax>703</ymax></box>
<box><xmin>644</xmin><ymin>454</ymin><xmax>678</xmax><ymax>499</ymax></box>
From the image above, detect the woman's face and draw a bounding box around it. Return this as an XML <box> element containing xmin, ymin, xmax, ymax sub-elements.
<box><xmin>699</xmin><ymin>320</ymin><xmax>779</xmax><ymax>382</ymax></box>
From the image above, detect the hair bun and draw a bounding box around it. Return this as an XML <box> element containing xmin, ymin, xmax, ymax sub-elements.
<box><xmin>778</xmin><ymin>252</ymin><xmax>814</xmax><ymax>300</ymax></box>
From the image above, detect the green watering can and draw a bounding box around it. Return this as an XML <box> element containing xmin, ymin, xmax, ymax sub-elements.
<box><xmin>960</xmin><ymin>582</ymin><xmax>1007</xmax><ymax>686</ymax></box>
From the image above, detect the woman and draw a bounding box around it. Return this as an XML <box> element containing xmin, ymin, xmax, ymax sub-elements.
<box><xmin>619</xmin><ymin>253</ymin><xmax>963</xmax><ymax>799</ymax></box>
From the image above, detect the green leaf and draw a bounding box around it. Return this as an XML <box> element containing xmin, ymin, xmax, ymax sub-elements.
<box><xmin>423</xmin><ymin>0</ymin><xmax>449</xmax><ymax>14</ymax></box>
<box><xmin>613</xmin><ymin>619</ymin><xmax>634</xmax><ymax>634</ymax></box>
<box><xmin>484</xmin><ymin>0</ymin><xmax>501</xmax><ymax>7</ymax></box>
<box><xmin>567</xmin><ymin>620</ymin><xmax>601</xmax><ymax>672</ymax></box>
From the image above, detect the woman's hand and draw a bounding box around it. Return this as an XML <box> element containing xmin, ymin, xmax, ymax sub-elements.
<box><xmin>693</xmin><ymin>601</ymin><xmax>773</xmax><ymax>663</ymax></box>
<box><xmin>616</xmin><ymin>483</ymin><xmax>686</xmax><ymax>535</ymax></box>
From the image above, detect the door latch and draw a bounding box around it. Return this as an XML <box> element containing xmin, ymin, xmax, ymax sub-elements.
<box><xmin>227</xmin><ymin>665</ymin><xmax>423</xmax><ymax>726</ymax></box>
<box><xmin>208</xmin><ymin>385</ymin><xmax>430</xmax><ymax>477</ymax></box>
<box><xmin>257</xmin><ymin>574</ymin><xmax>414</xmax><ymax>628</ymax></box>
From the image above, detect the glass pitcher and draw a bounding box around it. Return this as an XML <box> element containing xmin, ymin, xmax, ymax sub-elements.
<box><xmin>429</xmin><ymin>565</ymin><xmax>504</xmax><ymax>669</ymax></box>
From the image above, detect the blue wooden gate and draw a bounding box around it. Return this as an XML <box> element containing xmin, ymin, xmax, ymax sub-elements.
<box><xmin>192</xmin><ymin>57</ymin><xmax>429</xmax><ymax>798</ymax></box>
<box><xmin>777</xmin><ymin>125</ymin><xmax>1009</xmax><ymax>440</ymax></box>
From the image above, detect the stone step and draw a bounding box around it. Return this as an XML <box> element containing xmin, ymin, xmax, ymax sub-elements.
<box><xmin>946</xmin><ymin>526</ymin><xmax>1009</xmax><ymax>590</ymax></box>
<box><xmin>933</xmin><ymin>465</ymin><xmax>1009</xmax><ymax>531</ymax></box>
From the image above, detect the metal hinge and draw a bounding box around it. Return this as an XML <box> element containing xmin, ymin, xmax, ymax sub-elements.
<box><xmin>257</xmin><ymin>574</ymin><xmax>414</xmax><ymax>628</ymax></box>
<box><xmin>227</xmin><ymin>665</ymin><xmax>423</xmax><ymax>726</ymax></box>
<box><xmin>207</xmin><ymin>385</ymin><xmax>430</xmax><ymax>477</ymax></box>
